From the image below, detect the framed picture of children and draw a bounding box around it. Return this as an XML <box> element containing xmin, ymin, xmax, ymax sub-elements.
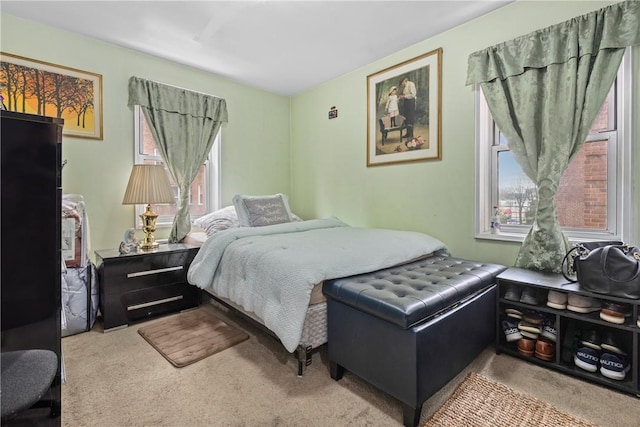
<box><xmin>366</xmin><ymin>48</ymin><xmax>442</xmax><ymax>166</ymax></box>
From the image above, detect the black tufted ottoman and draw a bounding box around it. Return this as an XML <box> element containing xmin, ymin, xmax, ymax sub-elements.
<box><xmin>323</xmin><ymin>256</ymin><xmax>506</xmax><ymax>427</ymax></box>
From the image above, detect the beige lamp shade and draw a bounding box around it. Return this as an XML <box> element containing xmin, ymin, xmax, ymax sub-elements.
<box><xmin>122</xmin><ymin>164</ymin><xmax>175</xmax><ymax>205</ymax></box>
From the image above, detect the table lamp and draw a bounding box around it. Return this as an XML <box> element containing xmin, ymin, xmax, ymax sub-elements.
<box><xmin>122</xmin><ymin>164</ymin><xmax>175</xmax><ymax>250</ymax></box>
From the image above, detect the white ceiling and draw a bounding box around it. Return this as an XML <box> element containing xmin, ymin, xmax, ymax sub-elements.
<box><xmin>1</xmin><ymin>1</ymin><xmax>513</xmax><ymax>96</ymax></box>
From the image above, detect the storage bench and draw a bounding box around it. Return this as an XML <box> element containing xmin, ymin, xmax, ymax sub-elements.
<box><xmin>323</xmin><ymin>256</ymin><xmax>507</xmax><ymax>427</ymax></box>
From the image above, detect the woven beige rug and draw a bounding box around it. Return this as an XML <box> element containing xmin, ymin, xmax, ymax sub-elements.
<box><xmin>138</xmin><ymin>308</ymin><xmax>249</xmax><ymax>368</ymax></box>
<box><xmin>423</xmin><ymin>372</ymin><xmax>599</xmax><ymax>427</ymax></box>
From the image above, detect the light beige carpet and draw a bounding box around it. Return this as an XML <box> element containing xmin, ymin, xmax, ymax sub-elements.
<box><xmin>61</xmin><ymin>301</ymin><xmax>640</xmax><ymax>426</ymax></box>
<box><xmin>137</xmin><ymin>307</ymin><xmax>248</xmax><ymax>367</ymax></box>
<box><xmin>423</xmin><ymin>372</ymin><xmax>598</xmax><ymax>427</ymax></box>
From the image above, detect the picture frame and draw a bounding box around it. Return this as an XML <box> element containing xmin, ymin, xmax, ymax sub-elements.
<box><xmin>367</xmin><ymin>48</ymin><xmax>442</xmax><ymax>166</ymax></box>
<box><xmin>0</xmin><ymin>52</ymin><xmax>103</xmax><ymax>140</ymax></box>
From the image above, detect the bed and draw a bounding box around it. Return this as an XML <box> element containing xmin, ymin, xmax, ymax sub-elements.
<box><xmin>185</xmin><ymin>195</ymin><xmax>448</xmax><ymax>375</ymax></box>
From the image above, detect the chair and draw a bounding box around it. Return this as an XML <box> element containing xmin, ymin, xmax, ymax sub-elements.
<box><xmin>378</xmin><ymin>115</ymin><xmax>406</xmax><ymax>144</ymax></box>
<box><xmin>1</xmin><ymin>349</ymin><xmax>59</xmax><ymax>421</ymax></box>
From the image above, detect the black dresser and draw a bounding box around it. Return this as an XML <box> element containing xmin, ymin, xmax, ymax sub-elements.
<box><xmin>1</xmin><ymin>111</ymin><xmax>63</xmax><ymax>425</ymax></box>
<box><xmin>96</xmin><ymin>244</ymin><xmax>201</xmax><ymax>330</ymax></box>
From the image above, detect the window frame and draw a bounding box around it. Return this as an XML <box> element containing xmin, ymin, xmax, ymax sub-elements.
<box><xmin>133</xmin><ymin>106</ymin><xmax>221</xmax><ymax>228</ymax></box>
<box><xmin>474</xmin><ymin>49</ymin><xmax>634</xmax><ymax>244</ymax></box>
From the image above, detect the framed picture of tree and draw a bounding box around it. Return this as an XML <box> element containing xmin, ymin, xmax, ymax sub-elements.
<box><xmin>367</xmin><ymin>48</ymin><xmax>442</xmax><ymax>166</ymax></box>
<box><xmin>1</xmin><ymin>52</ymin><xmax>103</xmax><ymax>140</ymax></box>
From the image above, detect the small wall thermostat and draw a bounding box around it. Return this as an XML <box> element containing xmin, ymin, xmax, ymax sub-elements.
<box><xmin>328</xmin><ymin>106</ymin><xmax>338</xmax><ymax>119</ymax></box>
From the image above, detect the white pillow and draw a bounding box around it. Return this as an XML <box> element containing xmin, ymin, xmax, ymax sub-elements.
<box><xmin>193</xmin><ymin>206</ymin><xmax>239</xmax><ymax>237</ymax></box>
<box><xmin>232</xmin><ymin>193</ymin><xmax>294</xmax><ymax>227</ymax></box>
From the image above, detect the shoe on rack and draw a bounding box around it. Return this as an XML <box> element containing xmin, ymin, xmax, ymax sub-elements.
<box><xmin>502</xmin><ymin>319</ymin><xmax>522</xmax><ymax>342</ymax></box>
<box><xmin>535</xmin><ymin>338</ymin><xmax>556</xmax><ymax>362</ymax></box>
<box><xmin>547</xmin><ymin>290</ymin><xmax>568</xmax><ymax>310</ymax></box>
<box><xmin>600</xmin><ymin>330</ymin><xmax>627</xmax><ymax>355</ymax></box>
<box><xmin>520</xmin><ymin>287</ymin><xmax>543</xmax><ymax>306</ymax></box>
<box><xmin>522</xmin><ymin>311</ymin><xmax>544</xmax><ymax>326</ymax></box>
<box><xmin>637</xmin><ymin>315</ymin><xmax>640</xmax><ymax>328</ymax></box>
<box><xmin>580</xmin><ymin>329</ymin><xmax>601</xmax><ymax>351</ymax></box>
<box><xmin>574</xmin><ymin>346</ymin><xmax>599</xmax><ymax>373</ymax></box>
<box><xmin>600</xmin><ymin>352</ymin><xmax>630</xmax><ymax>381</ymax></box>
<box><xmin>518</xmin><ymin>321</ymin><xmax>541</xmax><ymax>339</ymax></box>
<box><xmin>517</xmin><ymin>337</ymin><xmax>536</xmax><ymax>357</ymax></box>
<box><xmin>518</xmin><ymin>321</ymin><xmax>542</xmax><ymax>334</ymax></box>
<box><xmin>567</xmin><ymin>294</ymin><xmax>601</xmax><ymax>313</ymax></box>
<box><xmin>504</xmin><ymin>284</ymin><xmax>521</xmax><ymax>302</ymax></box>
<box><xmin>600</xmin><ymin>301</ymin><xmax>632</xmax><ymax>325</ymax></box>
<box><xmin>506</xmin><ymin>307</ymin><xmax>523</xmax><ymax>320</ymax></box>
<box><xmin>540</xmin><ymin>316</ymin><xmax>557</xmax><ymax>343</ymax></box>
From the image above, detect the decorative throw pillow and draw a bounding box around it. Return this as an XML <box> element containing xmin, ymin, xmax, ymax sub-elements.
<box><xmin>193</xmin><ymin>206</ymin><xmax>239</xmax><ymax>237</ymax></box>
<box><xmin>232</xmin><ymin>193</ymin><xmax>294</xmax><ymax>227</ymax></box>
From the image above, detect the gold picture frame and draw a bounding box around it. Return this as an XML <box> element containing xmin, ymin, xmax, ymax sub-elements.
<box><xmin>367</xmin><ymin>48</ymin><xmax>442</xmax><ymax>166</ymax></box>
<box><xmin>1</xmin><ymin>52</ymin><xmax>103</xmax><ymax>140</ymax></box>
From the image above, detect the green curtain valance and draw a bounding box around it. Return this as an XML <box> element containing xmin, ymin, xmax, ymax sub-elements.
<box><xmin>466</xmin><ymin>0</ymin><xmax>640</xmax><ymax>85</ymax></box>
<box><xmin>128</xmin><ymin>76</ymin><xmax>228</xmax><ymax>123</ymax></box>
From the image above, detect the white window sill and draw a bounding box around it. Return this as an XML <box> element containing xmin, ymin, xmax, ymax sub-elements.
<box><xmin>475</xmin><ymin>231</ymin><xmax>525</xmax><ymax>243</ymax></box>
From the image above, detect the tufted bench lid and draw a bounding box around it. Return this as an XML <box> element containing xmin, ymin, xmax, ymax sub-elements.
<box><xmin>323</xmin><ymin>256</ymin><xmax>507</xmax><ymax>329</ymax></box>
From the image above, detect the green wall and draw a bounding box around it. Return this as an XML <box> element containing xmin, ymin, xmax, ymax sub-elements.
<box><xmin>1</xmin><ymin>14</ymin><xmax>291</xmax><ymax>253</ymax></box>
<box><xmin>2</xmin><ymin>1</ymin><xmax>637</xmax><ymax>267</ymax></box>
<box><xmin>290</xmin><ymin>0</ymin><xmax>638</xmax><ymax>267</ymax></box>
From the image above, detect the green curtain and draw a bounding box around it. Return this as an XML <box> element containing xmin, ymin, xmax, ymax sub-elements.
<box><xmin>128</xmin><ymin>77</ymin><xmax>228</xmax><ymax>243</ymax></box>
<box><xmin>466</xmin><ymin>0</ymin><xmax>640</xmax><ymax>273</ymax></box>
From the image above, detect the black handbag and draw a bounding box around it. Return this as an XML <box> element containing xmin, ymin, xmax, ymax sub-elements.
<box><xmin>561</xmin><ymin>241</ymin><xmax>623</xmax><ymax>282</ymax></box>
<box><xmin>574</xmin><ymin>244</ymin><xmax>640</xmax><ymax>300</ymax></box>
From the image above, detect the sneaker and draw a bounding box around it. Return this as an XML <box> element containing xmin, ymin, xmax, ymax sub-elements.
<box><xmin>505</xmin><ymin>307</ymin><xmax>523</xmax><ymax>320</ymax></box>
<box><xmin>518</xmin><ymin>321</ymin><xmax>542</xmax><ymax>335</ymax></box>
<box><xmin>580</xmin><ymin>329</ymin><xmax>601</xmax><ymax>351</ymax></box>
<box><xmin>567</xmin><ymin>294</ymin><xmax>601</xmax><ymax>313</ymax></box>
<box><xmin>502</xmin><ymin>319</ymin><xmax>522</xmax><ymax>342</ymax></box>
<box><xmin>546</xmin><ymin>290</ymin><xmax>568</xmax><ymax>310</ymax></box>
<box><xmin>540</xmin><ymin>316</ymin><xmax>557</xmax><ymax>342</ymax></box>
<box><xmin>522</xmin><ymin>311</ymin><xmax>544</xmax><ymax>326</ymax></box>
<box><xmin>504</xmin><ymin>284</ymin><xmax>521</xmax><ymax>301</ymax></box>
<box><xmin>520</xmin><ymin>287</ymin><xmax>542</xmax><ymax>305</ymax></box>
<box><xmin>600</xmin><ymin>352</ymin><xmax>630</xmax><ymax>380</ymax></box>
<box><xmin>600</xmin><ymin>330</ymin><xmax>627</xmax><ymax>355</ymax></box>
<box><xmin>574</xmin><ymin>346</ymin><xmax>599</xmax><ymax>373</ymax></box>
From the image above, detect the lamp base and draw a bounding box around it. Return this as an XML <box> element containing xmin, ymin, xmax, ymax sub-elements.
<box><xmin>139</xmin><ymin>204</ymin><xmax>160</xmax><ymax>251</ymax></box>
<box><xmin>139</xmin><ymin>240</ymin><xmax>160</xmax><ymax>251</ymax></box>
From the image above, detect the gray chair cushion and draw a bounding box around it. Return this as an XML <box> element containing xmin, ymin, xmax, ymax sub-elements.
<box><xmin>1</xmin><ymin>349</ymin><xmax>58</xmax><ymax>417</ymax></box>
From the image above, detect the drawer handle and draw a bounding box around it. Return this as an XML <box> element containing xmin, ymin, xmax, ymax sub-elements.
<box><xmin>127</xmin><ymin>295</ymin><xmax>184</xmax><ymax>311</ymax></box>
<box><xmin>127</xmin><ymin>266</ymin><xmax>183</xmax><ymax>278</ymax></box>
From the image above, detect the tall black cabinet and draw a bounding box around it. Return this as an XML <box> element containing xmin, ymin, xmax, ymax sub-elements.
<box><xmin>1</xmin><ymin>111</ymin><xmax>63</xmax><ymax>425</ymax></box>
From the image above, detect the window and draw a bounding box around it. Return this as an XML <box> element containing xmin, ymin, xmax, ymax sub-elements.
<box><xmin>134</xmin><ymin>106</ymin><xmax>221</xmax><ymax>227</ymax></box>
<box><xmin>475</xmin><ymin>50</ymin><xmax>633</xmax><ymax>243</ymax></box>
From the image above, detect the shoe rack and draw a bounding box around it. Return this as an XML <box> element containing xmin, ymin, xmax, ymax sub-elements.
<box><xmin>496</xmin><ymin>267</ymin><xmax>640</xmax><ymax>397</ymax></box>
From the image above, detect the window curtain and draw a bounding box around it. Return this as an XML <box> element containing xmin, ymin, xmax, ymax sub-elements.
<box><xmin>466</xmin><ymin>1</ymin><xmax>640</xmax><ymax>273</ymax></box>
<box><xmin>128</xmin><ymin>77</ymin><xmax>228</xmax><ymax>243</ymax></box>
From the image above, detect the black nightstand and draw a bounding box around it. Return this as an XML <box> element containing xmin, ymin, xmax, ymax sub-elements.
<box><xmin>96</xmin><ymin>244</ymin><xmax>201</xmax><ymax>330</ymax></box>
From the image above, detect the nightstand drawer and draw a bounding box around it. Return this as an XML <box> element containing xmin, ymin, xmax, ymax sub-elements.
<box><xmin>122</xmin><ymin>282</ymin><xmax>199</xmax><ymax>323</ymax></box>
<box><xmin>101</xmin><ymin>251</ymin><xmax>194</xmax><ymax>295</ymax></box>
